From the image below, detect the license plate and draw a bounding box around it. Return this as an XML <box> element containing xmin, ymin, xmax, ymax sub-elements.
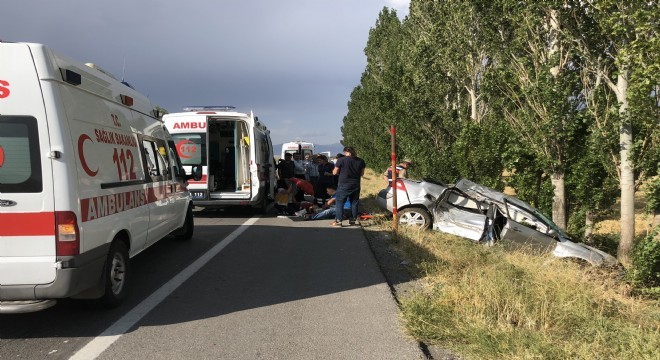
<box><xmin>191</xmin><ymin>191</ymin><xmax>206</xmax><ymax>199</ymax></box>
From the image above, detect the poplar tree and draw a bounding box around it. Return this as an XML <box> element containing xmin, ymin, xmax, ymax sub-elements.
<box><xmin>575</xmin><ymin>0</ymin><xmax>659</xmax><ymax>264</ymax></box>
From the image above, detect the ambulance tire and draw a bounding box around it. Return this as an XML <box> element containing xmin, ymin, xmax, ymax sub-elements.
<box><xmin>98</xmin><ymin>240</ymin><xmax>130</xmax><ymax>308</ymax></box>
<box><xmin>175</xmin><ymin>206</ymin><xmax>194</xmax><ymax>241</ymax></box>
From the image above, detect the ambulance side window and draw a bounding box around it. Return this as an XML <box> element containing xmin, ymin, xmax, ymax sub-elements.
<box><xmin>0</xmin><ymin>116</ymin><xmax>42</xmax><ymax>193</ymax></box>
<box><xmin>141</xmin><ymin>138</ymin><xmax>170</xmax><ymax>182</ymax></box>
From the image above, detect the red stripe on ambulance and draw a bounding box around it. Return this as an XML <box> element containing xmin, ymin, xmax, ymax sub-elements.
<box><xmin>0</xmin><ymin>213</ymin><xmax>55</xmax><ymax>236</ymax></box>
<box><xmin>188</xmin><ymin>174</ymin><xmax>208</xmax><ymax>184</ymax></box>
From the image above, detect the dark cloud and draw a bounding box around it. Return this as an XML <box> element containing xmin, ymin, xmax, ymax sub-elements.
<box><xmin>1</xmin><ymin>0</ymin><xmax>399</xmax><ymax>144</ymax></box>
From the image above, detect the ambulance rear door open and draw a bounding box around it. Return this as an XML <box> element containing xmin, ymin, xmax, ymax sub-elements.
<box><xmin>206</xmin><ymin>117</ymin><xmax>252</xmax><ymax>200</ymax></box>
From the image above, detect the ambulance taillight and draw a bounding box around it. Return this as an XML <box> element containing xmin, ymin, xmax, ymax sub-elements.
<box><xmin>55</xmin><ymin>211</ymin><xmax>80</xmax><ymax>256</ymax></box>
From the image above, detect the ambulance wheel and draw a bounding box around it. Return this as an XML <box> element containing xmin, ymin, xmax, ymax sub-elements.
<box><xmin>175</xmin><ymin>206</ymin><xmax>194</xmax><ymax>241</ymax></box>
<box><xmin>98</xmin><ymin>240</ymin><xmax>130</xmax><ymax>308</ymax></box>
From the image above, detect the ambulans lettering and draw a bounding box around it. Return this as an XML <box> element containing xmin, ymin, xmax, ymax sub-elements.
<box><xmin>95</xmin><ymin>128</ymin><xmax>115</xmax><ymax>144</ymax></box>
<box><xmin>82</xmin><ymin>189</ymin><xmax>147</xmax><ymax>221</ymax></box>
<box><xmin>93</xmin><ymin>128</ymin><xmax>137</xmax><ymax>147</ymax></box>
<box><xmin>80</xmin><ymin>185</ymin><xmax>172</xmax><ymax>222</ymax></box>
<box><xmin>172</xmin><ymin>122</ymin><xmax>207</xmax><ymax>129</ymax></box>
<box><xmin>0</xmin><ymin>80</ymin><xmax>9</xmax><ymax>98</ymax></box>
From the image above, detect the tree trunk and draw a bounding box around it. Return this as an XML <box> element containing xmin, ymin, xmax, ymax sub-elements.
<box><xmin>584</xmin><ymin>210</ymin><xmax>595</xmax><ymax>244</ymax></box>
<box><xmin>470</xmin><ymin>87</ymin><xmax>478</xmax><ymax>122</ymax></box>
<box><xmin>551</xmin><ymin>171</ymin><xmax>567</xmax><ymax>230</ymax></box>
<box><xmin>614</xmin><ymin>69</ymin><xmax>635</xmax><ymax>267</ymax></box>
<box><xmin>547</xmin><ymin>9</ymin><xmax>566</xmax><ymax>231</ymax></box>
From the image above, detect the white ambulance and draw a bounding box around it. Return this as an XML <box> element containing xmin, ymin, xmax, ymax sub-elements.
<box><xmin>163</xmin><ymin>107</ymin><xmax>276</xmax><ymax>210</ymax></box>
<box><xmin>0</xmin><ymin>42</ymin><xmax>196</xmax><ymax>314</ymax></box>
<box><xmin>280</xmin><ymin>140</ymin><xmax>314</xmax><ymax>159</ymax></box>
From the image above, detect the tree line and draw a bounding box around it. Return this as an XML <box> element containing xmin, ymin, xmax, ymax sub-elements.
<box><xmin>341</xmin><ymin>0</ymin><xmax>659</xmax><ymax>266</ymax></box>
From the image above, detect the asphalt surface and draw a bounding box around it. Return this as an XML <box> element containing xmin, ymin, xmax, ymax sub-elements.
<box><xmin>0</xmin><ymin>209</ymin><xmax>425</xmax><ymax>360</ymax></box>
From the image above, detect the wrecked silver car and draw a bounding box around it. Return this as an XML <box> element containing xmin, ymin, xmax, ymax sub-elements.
<box><xmin>433</xmin><ymin>179</ymin><xmax>618</xmax><ymax>266</ymax></box>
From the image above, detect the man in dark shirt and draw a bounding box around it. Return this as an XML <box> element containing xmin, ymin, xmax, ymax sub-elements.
<box><xmin>277</xmin><ymin>153</ymin><xmax>295</xmax><ymax>180</ymax></box>
<box><xmin>332</xmin><ymin>146</ymin><xmax>366</xmax><ymax>227</ymax></box>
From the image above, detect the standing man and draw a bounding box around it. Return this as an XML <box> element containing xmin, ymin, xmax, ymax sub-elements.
<box><xmin>293</xmin><ymin>153</ymin><xmax>306</xmax><ymax>180</ymax></box>
<box><xmin>332</xmin><ymin>146</ymin><xmax>366</xmax><ymax>227</ymax></box>
<box><xmin>277</xmin><ymin>153</ymin><xmax>295</xmax><ymax>180</ymax></box>
<box><xmin>305</xmin><ymin>154</ymin><xmax>320</xmax><ymax>200</ymax></box>
<box><xmin>292</xmin><ymin>153</ymin><xmax>306</xmax><ymax>202</ymax></box>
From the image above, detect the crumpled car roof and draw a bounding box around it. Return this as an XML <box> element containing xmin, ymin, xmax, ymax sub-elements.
<box><xmin>455</xmin><ymin>179</ymin><xmax>532</xmax><ymax>213</ymax></box>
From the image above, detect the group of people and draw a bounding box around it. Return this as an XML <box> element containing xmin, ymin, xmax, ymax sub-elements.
<box><xmin>275</xmin><ymin>147</ymin><xmax>366</xmax><ymax>227</ymax></box>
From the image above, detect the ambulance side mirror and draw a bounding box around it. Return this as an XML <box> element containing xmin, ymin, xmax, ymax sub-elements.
<box><xmin>186</xmin><ymin>165</ymin><xmax>202</xmax><ymax>181</ymax></box>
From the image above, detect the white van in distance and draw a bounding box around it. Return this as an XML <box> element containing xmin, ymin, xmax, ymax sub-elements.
<box><xmin>0</xmin><ymin>42</ymin><xmax>196</xmax><ymax>314</ymax></box>
<box><xmin>281</xmin><ymin>140</ymin><xmax>314</xmax><ymax>159</ymax></box>
<box><xmin>163</xmin><ymin>106</ymin><xmax>276</xmax><ymax>211</ymax></box>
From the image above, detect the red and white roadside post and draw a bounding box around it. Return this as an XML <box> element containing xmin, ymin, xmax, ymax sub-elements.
<box><xmin>390</xmin><ymin>125</ymin><xmax>398</xmax><ymax>239</ymax></box>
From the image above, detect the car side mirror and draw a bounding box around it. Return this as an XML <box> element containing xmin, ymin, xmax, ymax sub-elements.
<box><xmin>547</xmin><ymin>229</ymin><xmax>558</xmax><ymax>238</ymax></box>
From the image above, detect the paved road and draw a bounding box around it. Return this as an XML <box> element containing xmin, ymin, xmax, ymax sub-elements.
<box><xmin>1</xmin><ymin>210</ymin><xmax>424</xmax><ymax>360</ymax></box>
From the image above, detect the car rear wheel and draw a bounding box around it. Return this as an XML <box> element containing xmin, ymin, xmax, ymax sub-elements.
<box><xmin>398</xmin><ymin>207</ymin><xmax>431</xmax><ymax>230</ymax></box>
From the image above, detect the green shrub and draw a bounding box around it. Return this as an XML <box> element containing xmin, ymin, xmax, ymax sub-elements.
<box><xmin>587</xmin><ymin>233</ymin><xmax>620</xmax><ymax>255</ymax></box>
<box><xmin>629</xmin><ymin>228</ymin><xmax>660</xmax><ymax>288</ymax></box>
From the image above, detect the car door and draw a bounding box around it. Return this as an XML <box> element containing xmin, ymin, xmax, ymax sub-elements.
<box><xmin>499</xmin><ymin>201</ymin><xmax>557</xmax><ymax>252</ymax></box>
<box><xmin>166</xmin><ymin>139</ymin><xmax>190</xmax><ymax>223</ymax></box>
<box><xmin>433</xmin><ymin>189</ymin><xmax>487</xmax><ymax>241</ymax></box>
<box><xmin>141</xmin><ymin>136</ymin><xmax>172</xmax><ymax>247</ymax></box>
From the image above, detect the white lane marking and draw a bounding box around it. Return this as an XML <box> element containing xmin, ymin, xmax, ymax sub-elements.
<box><xmin>70</xmin><ymin>216</ymin><xmax>260</xmax><ymax>360</ymax></box>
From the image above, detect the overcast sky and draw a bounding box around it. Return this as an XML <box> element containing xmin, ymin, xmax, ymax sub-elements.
<box><xmin>1</xmin><ymin>0</ymin><xmax>410</xmax><ymax>145</ymax></box>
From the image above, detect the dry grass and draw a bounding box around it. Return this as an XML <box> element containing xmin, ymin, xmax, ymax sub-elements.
<box><xmin>395</xmin><ymin>229</ymin><xmax>660</xmax><ymax>359</ymax></box>
<box><xmin>595</xmin><ymin>190</ymin><xmax>656</xmax><ymax>237</ymax></box>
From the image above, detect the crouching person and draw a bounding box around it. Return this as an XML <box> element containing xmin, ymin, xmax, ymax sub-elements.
<box><xmin>305</xmin><ymin>185</ymin><xmax>350</xmax><ymax>220</ymax></box>
<box><xmin>275</xmin><ymin>179</ymin><xmax>298</xmax><ymax>215</ymax></box>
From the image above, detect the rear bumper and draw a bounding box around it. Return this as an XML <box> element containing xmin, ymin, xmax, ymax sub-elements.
<box><xmin>0</xmin><ymin>300</ymin><xmax>56</xmax><ymax>314</ymax></box>
<box><xmin>193</xmin><ymin>187</ymin><xmax>267</xmax><ymax>208</ymax></box>
<box><xmin>0</xmin><ymin>246</ymin><xmax>107</xmax><ymax>312</ymax></box>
